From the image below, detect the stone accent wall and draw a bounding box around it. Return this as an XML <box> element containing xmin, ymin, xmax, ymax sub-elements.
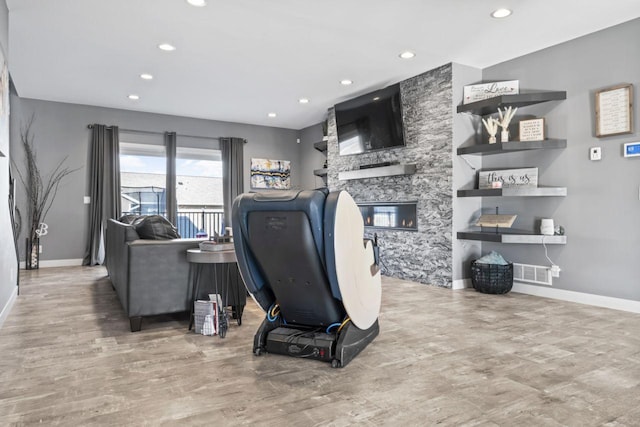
<box><xmin>327</xmin><ymin>63</ymin><xmax>453</xmax><ymax>287</ymax></box>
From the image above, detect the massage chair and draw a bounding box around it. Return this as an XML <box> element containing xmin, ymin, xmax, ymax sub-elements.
<box><xmin>232</xmin><ymin>188</ymin><xmax>381</xmax><ymax>368</ymax></box>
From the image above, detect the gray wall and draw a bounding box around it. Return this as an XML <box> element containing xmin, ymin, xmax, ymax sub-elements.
<box><xmin>299</xmin><ymin>122</ymin><xmax>326</xmax><ymax>190</ymax></box>
<box><xmin>328</xmin><ymin>64</ymin><xmax>454</xmax><ymax>287</ymax></box>
<box><xmin>451</xmin><ymin>63</ymin><xmax>483</xmax><ymax>282</ymax></box>
<box><xmin>9</xmin><ymin>96</ymin><xmax>301</xmax><ymax>262</ymax></box>
<box><xmin>0</xmin><ymin>0</ymin><xmax>19</xmax><ymax>323</ymax></box>
<box><xmin>481</xmin><ymin>18</ymin><xmax>640</xmax><ymax>301</ymax></box>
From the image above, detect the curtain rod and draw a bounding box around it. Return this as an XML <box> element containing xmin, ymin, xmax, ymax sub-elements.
<box><xmin>87</xmin><ymin>125</ymin><xmax>220</xmax><ymax>141</ymax></box>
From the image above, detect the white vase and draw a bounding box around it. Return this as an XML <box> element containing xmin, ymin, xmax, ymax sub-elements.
<box><xmin>540</xmin><ymin>219</ymin><xmax>555</xmax><ymax>236</ymax></box>
<box><xmin>501</xmin><ymin>130</ymin><xmax>509</xmax><ymax>143</ymax></box>
<box><xmin>489</xmin><ymin>135</ymin><xmax>497</xmax><ymax>144</ymax></box>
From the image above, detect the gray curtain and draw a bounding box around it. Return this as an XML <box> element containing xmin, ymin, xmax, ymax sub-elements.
<box><xmin>165</xmin><ymin>132</ymin><xmax>177</xmax><ymax>225</ymax></box>
<box><xmin>220</xmin><ymin>137</ymin><xmax>245</xmax><ymax>228</ymax></box>
<box><xmin>84</xmin><ymin>125</ymin><xmax>121</xmax><ymax>266</ymax></box>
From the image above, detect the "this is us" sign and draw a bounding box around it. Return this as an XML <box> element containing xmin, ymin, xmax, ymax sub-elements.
<box><xmin>478</xmin><ymin>167</ymin><xmax>538</xmax><ymax>189</ymax></box>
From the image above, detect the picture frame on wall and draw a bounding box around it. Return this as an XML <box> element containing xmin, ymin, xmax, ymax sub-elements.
<box><xmin>250</xmin><ymin>158</ymin><xmax>291</xmax><ymax>189</ymax></box>
<box><xmin>595</xmin><ymin>84</ymin><xmax>633</xmax><ymax>137</ymax></box>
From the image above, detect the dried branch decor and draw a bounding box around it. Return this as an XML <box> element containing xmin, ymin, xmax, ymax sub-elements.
<box><xmin>482</xmin><ymin>117</ymin><xmax>500</xmax><ymax>144</ymax></box>
<box><xmin>12</xmin><ymin>116</ymin><xmax>79</xmax><ymax>267</ymax></box>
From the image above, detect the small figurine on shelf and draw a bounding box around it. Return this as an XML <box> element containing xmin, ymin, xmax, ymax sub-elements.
<box><xmin>497</xmin><ymin>106</ymin><xmax>518</xmax><ymax>142</ymax></box>
<box><xmin>482</xmin><ymin>117</ymin><xmax>500</xmax><ymax>144</ymax></box>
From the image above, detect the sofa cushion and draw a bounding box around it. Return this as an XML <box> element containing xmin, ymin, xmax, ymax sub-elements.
<box><xmin>133</xmin><ymin>215</ymin><xmax>181</xmax><ymax>240</ymax></box>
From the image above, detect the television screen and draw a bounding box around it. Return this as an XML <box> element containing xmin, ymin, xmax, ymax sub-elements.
<box><xmin>335</xmin><ymin>84</ymin><xmax>405</xmax><ymax>156</ymax></box>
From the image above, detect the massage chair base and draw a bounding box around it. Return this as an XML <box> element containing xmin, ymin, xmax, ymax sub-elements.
<box><xmin>253</xmin><ymin>318</ymin><xmax>379</xmax><ymax>368</ymax></box>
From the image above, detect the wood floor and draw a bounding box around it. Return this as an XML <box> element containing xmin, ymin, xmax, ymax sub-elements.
<box><xmin>1</xmin><ymin>267</ymin><xmax>640</xmax><ymax>426</ymax></box>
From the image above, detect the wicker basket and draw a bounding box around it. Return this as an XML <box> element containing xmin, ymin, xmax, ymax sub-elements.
<box><xmin>470</xmin><ymin>261</ymin><xmax>513</xmax><ymax>294</ymax></box>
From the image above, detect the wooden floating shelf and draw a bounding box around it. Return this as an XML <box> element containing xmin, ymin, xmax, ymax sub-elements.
<box><xmin>457</xmin><ymin>91</ymin><xmax>567</xmax><ymax>115</ymax></box>
<box><xmin>313</xmin><ymin>140</ymin><xmax>327</xmax><ymax>152</ymax></box>
<box><xmin>457</xmin><ymin>139</ymin><xmax>566</xmax><ymax>156</ymax></box>
<box><xmin>313</xmin><ymin>168</ymin><xmax>328</xmax><ymax>177</ymax></box>
<box><xmin>457</xmin><ymin>186</ymin><xmax>567</xmax><ymax>198</ymax></box>
<box><xmin>338</xmin><ymin>164</ymin><xmax>417</xmax><ymax>181</ymax></box>
<box><xmin>457</xmin><ymin>230</ymin><xmax>567</xmax><ymax>245</ymax></box>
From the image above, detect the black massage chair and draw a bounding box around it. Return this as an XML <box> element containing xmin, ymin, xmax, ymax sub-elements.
<box><xmin>232</xmin><ymin>188</ymin><xmax>381</xmax><ymax>368</ymax></box>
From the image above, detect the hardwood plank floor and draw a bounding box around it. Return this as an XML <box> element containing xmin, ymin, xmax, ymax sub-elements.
<box><xmin>1</xmin><ymin>266</ymin><xmax>639</xmax><ymax>426</ymax></box>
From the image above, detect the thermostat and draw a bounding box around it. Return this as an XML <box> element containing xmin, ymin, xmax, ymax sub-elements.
<box><xmin>624</xmin><ymin>142</ymin><xmax>640</xmax><ymax>158</ymax></box>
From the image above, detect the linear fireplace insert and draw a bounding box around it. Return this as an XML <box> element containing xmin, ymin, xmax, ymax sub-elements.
<box><xmin>357</xmin><ymin>201</ymin><xmax>417</xmax><ymax>231</ymax></box>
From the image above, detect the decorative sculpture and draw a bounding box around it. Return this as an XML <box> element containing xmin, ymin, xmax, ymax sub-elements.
<box><xmin>497</xmin><ymin>106</ymin><xmax>518</xmax><ymax>142</ymax></box>
<box><xmin>482</xmin><ymin>117</ymin><xmax>499</xmax><ymax>144</ymax></box>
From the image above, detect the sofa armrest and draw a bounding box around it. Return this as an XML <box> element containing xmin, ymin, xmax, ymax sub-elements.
<box><xmin>105</xmin><ymin>219</ymin><xmax>132</xmax><ymax>312</ymax></box>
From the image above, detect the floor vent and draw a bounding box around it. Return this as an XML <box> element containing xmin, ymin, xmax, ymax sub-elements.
<box><xmin>513</xmin><ymin>263</ymin><xmax>552</xmax><ymax>286</ymax></box>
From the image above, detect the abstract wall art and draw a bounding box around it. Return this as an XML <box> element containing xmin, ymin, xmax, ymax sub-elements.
<box><xmin>250</xmin><ymin>158</ymin><xmax>291</xmax><ymax>189</ymax></box>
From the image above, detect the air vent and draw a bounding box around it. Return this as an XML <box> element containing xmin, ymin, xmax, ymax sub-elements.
<box><xmin>513</xmin><ymin>263</ymin><xmax>552</xmax><ymax>286</ymax></box>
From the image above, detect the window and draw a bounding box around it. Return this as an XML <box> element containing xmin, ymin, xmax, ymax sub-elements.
<box><xmin>120</xmin><ymin>143</ymin><xmax>167</xmax><ymax>217</ymax></box>
<box><xmin>119</xmin><ymin>140</ymin><xmax>223</xmax><ymax>239</ymax></box>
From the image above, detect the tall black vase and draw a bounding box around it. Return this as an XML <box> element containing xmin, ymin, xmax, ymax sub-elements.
<box><xmin>26</xmin><ymin>237</ymin><xmax>39</xmax><ymax>270</ymax></box>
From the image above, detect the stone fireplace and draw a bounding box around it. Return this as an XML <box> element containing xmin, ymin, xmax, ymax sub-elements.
<box><xmin>358</xmin><ymin>202</ymin><xmax>417</xmax><ymax>231</ymax></box>
<box><xmin>327</xmin><ymin>63</ymin><xmax>454</xmax><ymax>287</ymax></box>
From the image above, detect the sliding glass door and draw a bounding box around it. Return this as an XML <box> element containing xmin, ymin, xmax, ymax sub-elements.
<box><xmin>175</xmin><ymin>147</ymin><xmax>223</xmax><ymax>238</ymax></box>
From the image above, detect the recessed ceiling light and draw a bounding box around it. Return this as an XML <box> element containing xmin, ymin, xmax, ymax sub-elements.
<box><xmin>373</xmin><ymin>96</ymin><xmax>380</xmax><ymax>101</ymax></box>
<box><xmin>140</xmin><ymin>73</ymin><xmax>153</xmax><ymax>80</ymax></box>
<box><xmin>340</xmin><ymin>79</ymin><xmax>353</xmax><ymax>86</ymax></box>
<box><xmin>267</xmin><ymin>112</ymin><xmax>277</xmax><ymax>118</ymax></box>
<box><xmin>399</xmin><ymin>51</ymin><xmax>415</xmax><ymax>59</ymax></box>
<box><xmin>128</xmin><ymin>94</ymin><xmax>140</xmax><ymax>100</ymax></box>
<box><xmin>298</xmin><ymin>98</ymin><xmax>310</xmax><ymax>104</ymax></box>
<box><xmin>186</xmin><ymin>0</ymin><xmax>207</xmax><ymax>6</ymax></box>
<box><xmin>491</xmin><ymin>8</ymin><xmax>512</xmax><ymax>18</ymax></box>
<box><xmin>158</xmin><ymin>43</ymin><xmax>176</xmax><ymax>51</ymax></box>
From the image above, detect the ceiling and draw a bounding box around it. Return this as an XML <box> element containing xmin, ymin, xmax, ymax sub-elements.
<box><xmin>6</xmin><ymin>0</ymin><xmax>640</xmax><ymax>130</ymax></box>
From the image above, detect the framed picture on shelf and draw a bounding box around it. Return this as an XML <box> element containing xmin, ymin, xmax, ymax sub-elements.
<box><xmin>595</xmin><ymin>84</ymin><xmax>633</xmax><ymax>137</ymax></box>
<box><xmin>519</xmin><ymin>118</ymin><xmax>545</xmax><ymax>141</ymax></box>
<box><xmin>478</xmin><ymin>167</ymin><xmax>538</xmax><ymax>189</ymax></box>
<box><xmin>463</xmin><ymin>80</ymin><xmax>519</xmax><ymax>104</ymax></box>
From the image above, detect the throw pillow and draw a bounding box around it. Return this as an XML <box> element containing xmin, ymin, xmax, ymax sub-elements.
<box><xmin>133</xmin><ymin>215</ymin><xmax>181</xmax><ymax>240</ymax></box>
<box><xmin>118</xmin><ymin>214</ymin><xmax>140</xmax><ymax>224</ymax></box>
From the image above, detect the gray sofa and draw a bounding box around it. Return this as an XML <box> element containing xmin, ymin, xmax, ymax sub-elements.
<box><xmin>105</xmin><ymin>218</ymin><xmax>204</xmax><ymax>331</ymax></box>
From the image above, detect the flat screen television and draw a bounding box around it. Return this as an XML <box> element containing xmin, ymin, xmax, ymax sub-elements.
<box><xmin>335</xmin><ymin>84</ymin><xmax>405</xmax><ymax>156</ymax></box>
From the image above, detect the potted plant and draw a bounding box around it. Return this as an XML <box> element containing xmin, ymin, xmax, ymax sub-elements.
<box><xmin>13</xmin><ymin>116</ymin><xmax>79</xmax><ymax>269</ymax></box>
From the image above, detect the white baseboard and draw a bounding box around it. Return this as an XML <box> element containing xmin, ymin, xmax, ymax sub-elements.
<box><xmin>512</xmin><ymin>281</ymin><xmax>640</xmax><ymax>314</ymax></box>
<box><xmin>452</xmin><ymin>278</ymin><xmax>472</xmax><ymax>290</ymax></box>
<box><xmin>0</xmin><ymin>285</ymin><xmax>18</xmax><ymax>329</ymax></box>
<box><xmin>19</xmin><ymin>258</ymin><xmax>84</xmax><ymax>269</ymax></box>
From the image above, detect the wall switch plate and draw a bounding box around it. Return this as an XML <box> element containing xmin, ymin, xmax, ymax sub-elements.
<box><xmin>84</xmin><ymin>196</ymin><xmax>91</xmax><ymax>204</ymax></box>
<box><xmin>39</xmin><ymin>245</ymin><xmax>43</xmax><ymax>254</ymax></box>
<box><xmin>590</xmin><ymin>146</ymin><xmax>602</xmax><ymax>161</ymax></box>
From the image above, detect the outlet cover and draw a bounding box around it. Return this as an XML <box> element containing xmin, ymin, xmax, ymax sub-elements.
<box><xmin>84</xmin><ymin>196</ymin><xmax>91</xmax><ymax>204</ymax></box>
